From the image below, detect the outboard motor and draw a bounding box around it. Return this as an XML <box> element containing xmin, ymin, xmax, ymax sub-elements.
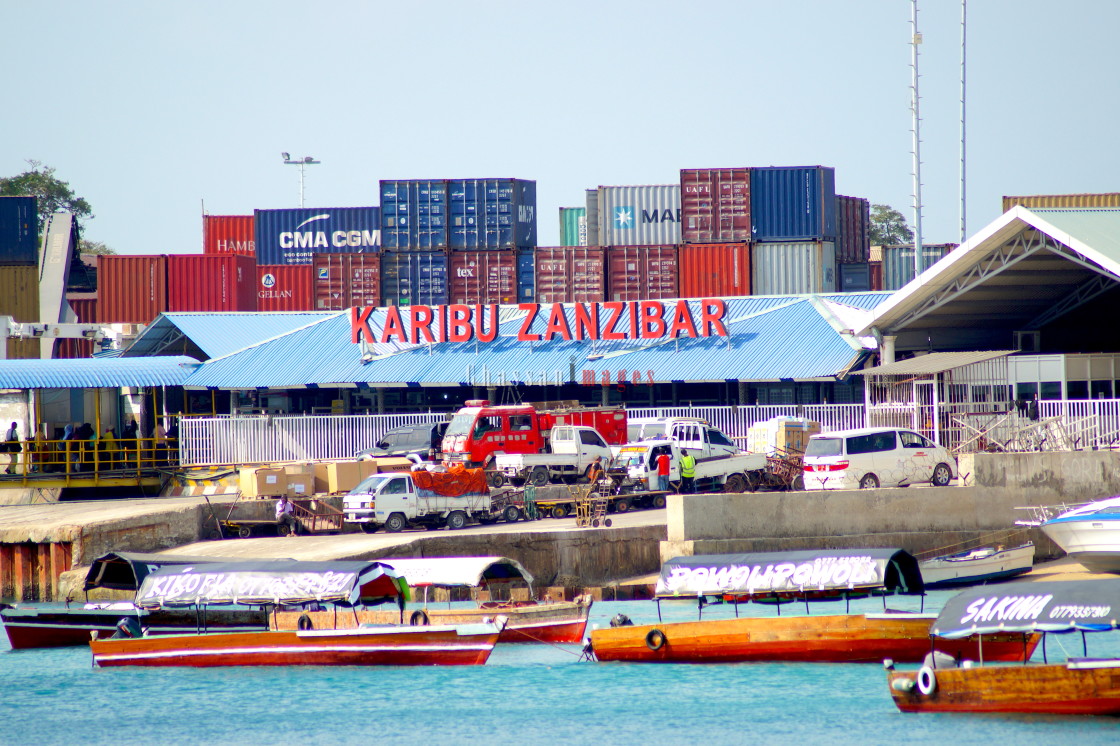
<box><xmin>110</xmin><ymin>616</ymin><xmax>143</xmax><ymax>639</ymax></box>
<box><xmin>609</xmin><ymin>613</ymin><xmax>634</xmax><ymax>627</ymax></box>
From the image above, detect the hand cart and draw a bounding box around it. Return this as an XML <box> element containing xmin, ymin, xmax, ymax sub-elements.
<box><xmin>574</xmin><ymin>489</ymin><xmax>611</xmax><ymax>529</ymax></box>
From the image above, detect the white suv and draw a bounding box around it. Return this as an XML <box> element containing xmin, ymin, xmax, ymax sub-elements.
<box><xmin>802</xmin><ymin>427</ymin><xmax>956</xmax><ymax>490</ymax></box>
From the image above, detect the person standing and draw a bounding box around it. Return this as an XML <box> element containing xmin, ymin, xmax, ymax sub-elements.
<box><xmin>679</xmin><ymin>449</ymin><xmax>696</xmax><ymax>494</ymax></box>
<box><xmin>655</xmin><ymin>450</ymin><xmax>671</xmax><ymax>493</ymax></box>
<box><xmin>276</xmin><ymin>494</ymin><xmax>300</xmax><ymax>536</ymax></box>
<box><xmin>4</xmin><ymin>422</ymin><xmax>19</xmax><ymax>475</ymax></box>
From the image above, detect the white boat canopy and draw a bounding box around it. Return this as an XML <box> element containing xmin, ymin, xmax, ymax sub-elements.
<box><xmin>379</xmin><ymin>556</ymin><xmax>533</xmax><ymax>589</ymax></box>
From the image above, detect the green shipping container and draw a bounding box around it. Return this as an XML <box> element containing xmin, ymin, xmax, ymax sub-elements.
<box><xmin>559</xmin><ymin>207</ymin><xmax>587</xmax><ymax>247</ymax></box>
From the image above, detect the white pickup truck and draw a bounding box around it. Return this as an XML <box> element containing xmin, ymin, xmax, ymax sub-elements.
<box><xmin>491</xmin><ymin>425</ymin><xmax>612</xmax><ymax>487</ymax></box>
<box><xmin>611</xmin><ymin>439</ymin><xmax>768</xmax><ymax>495</ymax></box>
<box><xmin>343</xmin><ymin>471</ymin><xmax>518</xmax><ymax>533</ymax></box>
<box><xmin>622</xmin><ymin>417</ymin><xmax>742</xmax><ymax>459</ymax></box>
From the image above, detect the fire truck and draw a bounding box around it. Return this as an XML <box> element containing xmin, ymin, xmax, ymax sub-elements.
<box><xmin>441</xmin><ymin>400</ymin><xmax>627</xmax><ymax>468</ymax></box>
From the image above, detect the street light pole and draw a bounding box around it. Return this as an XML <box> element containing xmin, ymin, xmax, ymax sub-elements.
<box><xmin>281</xmin><ymin>153</ymin><xmax>321</xmax><ymax>208</ymax></box>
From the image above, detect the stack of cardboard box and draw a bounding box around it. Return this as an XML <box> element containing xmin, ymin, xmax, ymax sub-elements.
<box><xmin>240</xmin><ymin>458</ymin><xmax>414</xmax><ymax>498</ymax></box>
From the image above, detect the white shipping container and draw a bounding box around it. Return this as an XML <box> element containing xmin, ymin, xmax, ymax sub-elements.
<box><xmin>751</xmin><ymin>241</ymin><xmax>837</xmax><ymax>296</ymax></box>
<box><xmin>588</xmin><ymin>185</ymin><xmax>681</xmax><ymax>247</ymax></box>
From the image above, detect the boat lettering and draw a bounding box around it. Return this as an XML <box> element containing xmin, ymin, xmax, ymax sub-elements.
<box><xmin>959</xmin><ymin>594</ymin><xmax>1054</xmax><ymax>625</ymax></box>
<box><xmin>664</xmin><ymin>556</ymin><xmax>882</xmax><ymax>594</ymax></box>
<box><xmin>1048</xmin><ymin>604</ymin><xmax>1112</xmax><ymax>620</ymax></box>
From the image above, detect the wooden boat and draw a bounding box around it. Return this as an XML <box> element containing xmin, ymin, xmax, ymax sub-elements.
<box><xmin>273</xmin><ymin>556</ymin><xmax>591</xmax><ymax>644</ymax></box>
<box><xmin>918</xmin><ymin>542</ymin><xmax>1035</xmax><ymax>589</ymax></box>
<box><xmin>89</xmin><ymin>560</ymin><xmax>504</xmax><ymax>667</ymax></box>
<box><xmin>886</xmin><ymin>578</ymin><xmax>1120</xmax><ymax>715</ymax></box>
<box><xmin>1</xmin><ymin>552</ymin><xmax>271</xmax><ymax>649</ymax></box>
<box><xmin>589</xmin><ymin>549</ymin><xmax>1039</xmax><ymax>664</ymax></box>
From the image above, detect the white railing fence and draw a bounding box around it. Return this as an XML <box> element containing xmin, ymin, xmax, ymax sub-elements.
<box><xmin>178</xmin><ymin>404</ymin><xmax>866</xmax><ymax>467</ymax></box>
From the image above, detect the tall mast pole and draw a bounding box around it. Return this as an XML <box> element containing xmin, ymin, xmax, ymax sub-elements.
<box><xmin>960</xmin><ymin>0</ymin><xmax>968</xmax><ymax>243</ymax></box>
<box><xmin>911</xmin><ymin>0</ymin><xmax>924</xmax><ymax>280</ymax></box>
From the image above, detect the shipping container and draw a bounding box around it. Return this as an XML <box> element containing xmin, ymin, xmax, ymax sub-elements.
<box><xmin>835</xmin><ymin>195</ymin><xmax>870</xmax><ymax>264</ymax></box>
<box><xmin>1003</xmin><ymin>193</ymin><xmax>1120</xmax><ymax>212</ymax></box>
<box><xmin>751</xmin><ymin>241</ymin><xmax>837</xmax><ymax>295</ymax></box>
<box><xmin>380</xmin><ymin>251</ymin><xmax>449</xmax><ymax>306</ymax></box>
<box><xmin>312</xmin><ymin>253</ymin><xmax>382</xmax><ymax>310</ymax></box>
<box><xmin>448</xmin><ymin>178</ymin><xmax>536</xmax><ymax>250</ymax></box>
<box><xmin>750</xmin><ymin>166</ymin><xmax>837</xmax><ymax>242</ymax></box>
<box><xmin>869</xmin><ymin>261</ymin><xmax>883</xmax><ymax>291</ymax></box>
<box><xmin>0</xmin><ymin>196</ymin><xmax>39</xmax><ymax>266</ymax></box>
<box><xmin>256</xmin><ymin>265</ymin><xmax>314</xmax><ymax>312</ymax></box>
<box><xmin>380</xmin><ymin>180</ymin><xmax>448</xmax><ymax>251</ymax></box>
<box><xmin>534</xmin><ymin>246</ymin><xmax>606</xmax><ymax>304</ymax></box>
<box><xmin>606</xmin><ymin>245</ymin><xmax>679</xmax><ymax>302</ymax></box>
<box><xmin>168</xmin><ymin>254</ymin><xmax>256</xmax><ymax>312</ymax></box>
<box><xmin>450</xmin><ymin>250</ymin><xmax>523</xmax><ymax>305</ymax></box>
<box><xmin>588</xmin><ymin>185</ymin><xmax>681</xmax><ymax>247</ymax></box>
<box><xmin>677</xmin><ymin>243</ymin><xmax>751</xmax><ymax>298</ymax></box>
<box><xmin>98</xmin><ymin>255</ymin><xmax>168</xmax><ymax>324</ymax></box>
<box><xmin>838</xmin><ymin>262</ymin><xmax>871</xmax><ymax>292</ymax></box>
<box><xmin>0</xmin><ymin>265</ymin><xmax>40</xmax><ymax>359</ymax></box>
<box><xmin>203</xmin><ymin>215</ymin><xmax>255</xmax><ymax>256</ymax></box>
<box><xmin>254</xmin><ymin>206</ymin><xmax>380</xmax><ymax>265</ymax></box>
<box><xmin>559</xmin><ymin>207</ymin><xmax>587</xmax><ymax>247</ymax></box>
<box><xmin>56</xmin><ymin>293</ymin><xmax>98</xmax><ymax>359</ymax></box>
<box><xmin>680</xmin><ymin>168</ymin><xmax>751</xmax><ymax>244</ymax></box>
<box><xmin>881</xmin><ymin>243</ymin><xmax>956</xmax><ymax>291</ymax></box>
<box><xmin>516</xmin><ymin>249</ymin><xmax>535</xmax><ymax>301</ymax></box>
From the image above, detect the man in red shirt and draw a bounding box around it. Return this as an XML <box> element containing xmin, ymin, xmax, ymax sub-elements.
<box><xmin>655</xmin><ymin>450</ymin><xmax>671</xmax><ymax>493</ymax></box>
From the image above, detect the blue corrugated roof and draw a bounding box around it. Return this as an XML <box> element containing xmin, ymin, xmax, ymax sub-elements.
<box><xmin>183</xmin><ymin>296</ymin><xmax>875</xmax><ymax>389</ymax></box>
<box><xmin>125</xmin><ymin>312</ymin><xmax>338</xmax><ymax>360</ymax></box>
<box><xmin>0</xmin><ymin>356</ymin><xmax>199</xmax><ymax>389</ymax></box>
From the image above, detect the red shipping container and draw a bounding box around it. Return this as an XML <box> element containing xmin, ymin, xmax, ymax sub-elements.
<box><xmin>55</xmin><ymin>293</ymin><xmax>98</xmax><ymax>359</ymax></box>
<box><xmin>606</xmin><ymin>245</ymin><xmax>678</xmax><ymax>302</ymax></box>
<box><xmin>167</xmin><ymin>254</ymin><xmax>257</xmax><ymax>312</ymax></box>
<box><xmin>450</xmin><ymin>250</ymin><xmax>520</xmax><ymax>305</ymax></box>
<box><xmin>680</xmin><ymin>168</ymin><xmax>751</xmax><ymax>244</ymax></box>
<box><xmin>98</xmin><ymin>255</ymin><xmax>168</xmax><ymax>324</ymax></box>
<box><xmin>836</xmin><ymin>195</ymin><xmax>870</xmax><ymax>264</ymax></box>
<box><xmin>312</xmin><ymin>253</ymin><xmax>381</xmax><ymax>310</ymax></box>
<box><xmin>256</xmin><ymin>265</ymin><xmax>314</xmax><ymax>312</ymax></box>
<box><xmin>203</xmin><ymin>215</ymin><xmax>255</xmax><ymax>256</ymax></box>
<box><xmin>677</xmin><ymin>243</ymin><xmax>751</xmax><ymax>299</ymax></box>
<box><xmin>534</xmin><ymin>247</ymin><xmax>606</xmax><ymax>304</ymax></box>
<box><xmin>869</xmin><ymin>261</ymin><xmax>883</xmax><ymax>291</ymax></box>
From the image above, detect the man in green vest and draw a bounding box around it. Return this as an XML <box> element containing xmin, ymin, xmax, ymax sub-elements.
<box><xmin>679</xmin><ymin>449</ymin><xmax>696</xmax><ymax>494</ymax></box>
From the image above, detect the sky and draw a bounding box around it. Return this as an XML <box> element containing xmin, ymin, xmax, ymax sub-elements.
<box><xmin>5</xmin><ymin>1</ymin><xmax>1119</xmax><ymax>254</ymax></box>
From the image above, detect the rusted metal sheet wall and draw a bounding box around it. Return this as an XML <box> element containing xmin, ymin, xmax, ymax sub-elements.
<box><xmin>680</xmin><ymin>168</ymin><xmax>751</xmax><ymax>244</ymax></box>
<box><xmin>1003</xmin><ymin>193</ymin><xmax>1120</xmax><ymax>212</ymax></box>
<box><xmin>203</xmin><ymin>215</ymin><xmax>255</xmax><ymax>256</ymax></box>
<box><xmin>312</xmin><ymin>253</ymin><xmax>382</xmax><ymax>310</ymax></box>
<box><xmin>678</xmin><ymin>243</ymin><xmax>751</xmax><ymax>298</ymax></box>
<box><xmin>167</xmin><ymin>254</ymin><xmax>256</xmax><ymax>312</ymax></box>
<box><xmin>534</xmin><ymin>246</ymin><xmax>606</xmax><ymax>303</ymax></box>
<box><xmin>0</xmin><ymin>541</ymin><xmax>72</xmax><ymax>602</ymax></box>
<box><xmin>255</xmin><ymin>265</ymin><xmax>314</xmax><ymax>312</ymax></box>
<box><xmin>606</xmin><ymin>245</ymin><xmax>679</xmax><ymax>301</ymax></box>
<box><xmin>751</xmin><ymin>240</ymin><xmax>837</xmax><ymax>295</ymax></box>
<box><xmin>835</xmin><ymin>195</ymin><xmax>870</xmax><ymax>264</ymax></box>
<box><xmin>97</xmin><ymin>255</ymin><xmax>168</xmax><ymax>324</ymax></box>
<box><xmin>450</xmin><ymin>250</ymin><xmax>521</xmax><ymax>304</ymax></box>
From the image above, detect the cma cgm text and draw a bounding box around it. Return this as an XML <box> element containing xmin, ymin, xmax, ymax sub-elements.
<box><xmin>278</xmin><ymin>230</ymin><xmax>380</xmax><ymax>249</ymax></box>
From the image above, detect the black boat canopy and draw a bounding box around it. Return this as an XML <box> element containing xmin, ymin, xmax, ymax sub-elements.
<box><xmin>655</xmin><ymin>548</ymin><xmax>924</xmax><ymax>599</ymax></box>
<box><xmin>133</xmin><ymin>560</ymin><xmax>408</xmax><ymax>609</ymax></box>
<box><xmin>378</xmin><ymin>556</ymin><xmax>532</xmax><ymax>588</ymax></box>
<box><xmin>931</xmin><ymin>578</ymin><xmax>1120</xmax><ymax>638</ymax></box>
<box><xmin>82</xmin><ymin>552</ymin><xmax>280</xmax><ymax>593</ymax></box>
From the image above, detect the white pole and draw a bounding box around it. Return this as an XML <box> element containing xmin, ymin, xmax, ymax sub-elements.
<box><xmin>960</xmin><ymin>0</ymin><xmax>968</xmax><ymax>243</ymax></box>
<box><xmin>911</xmin><ymin>0</ymin><xmax>924</xmax><ymax>281</ymax></box>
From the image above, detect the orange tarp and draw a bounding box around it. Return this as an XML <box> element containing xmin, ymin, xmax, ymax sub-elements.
<box><xmin>411</xmin><ymin>466</ymin><xmax>489</xmax><ymax>497</ymax></box>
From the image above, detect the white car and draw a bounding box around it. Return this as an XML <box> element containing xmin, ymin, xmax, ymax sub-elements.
<box><xmin>802</xmin><ymin>427</ymin><xmax>956</xmax><ymax>490</ymax></box>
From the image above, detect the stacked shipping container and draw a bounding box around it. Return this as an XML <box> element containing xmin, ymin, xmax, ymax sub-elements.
<box><xmin>0</xmin><ymin>196</ymin><xmax>39</xmax><ymax>266</ymax></box>
<box><xmin>256</xmin><ymin>265</ymin><xmax>314</xmax><ymax>312</ymax></box>
<box><xmin>56</xmin><ymin>293</ymin><xmax>98</xmax><ymax>359</ymax></box>
<box><xmin>534</xmin><ymin>247</ymin><xmax>606</xmax><ymax>303</ymax></box>
<box><xmin>312</xmin><ymin>253</ymin><xmax>381</xmax><ymax>310</ymax></box>
<box><xmin>559</xmin><ymin>207</ymin><xmax>587</xmax><ymax>247</ymax></box>
<box><xmin>881</xmin><ymin>244</ymin><xmax>957</xmax><ymax>291</ymax></box>
<box><xmin>680</xmin><ymin>169</ymin><xmax>750</xmax><ymax>244</ymax></box>
<box><xmin>254</xmin><ymin>207</ymin><xmax>380</xmax><ymax>265</ymax></box>
<box><xmin>677</xmin><ymin>243</ymin><xmax>751</xmax><ymax>298</ymax></box>
<box><xmin>606</xmin><ymin>246</ymin><xmax>678</xmax><ymax>302</ymax></box>
<box><xmin>749</xmin><ymin>167</ymin><xmax>838</xmax><ymax>295</ymax></box>
<box><xmin>167</xmin><ymin>254</ymin><xmax>257</xmax><ymax>312</ymax></box>
<box><xmin>0</xmin><ymin>265</ymin><xmax>40</xmax><ymax>359</ymax></box>
<box><xmin>98</xmin><ymin>255</ymin><xmax>168</xmax><ymax>324</ymax></box>
<box><xmin>203</xmin><ymin>215</ymin><xmax>255</xmax><ymax>256</ymax></box>
<box><xmin>586</xmin><ymin>185</ymin><xmax>680</xmax><ymax>247</ymax></box>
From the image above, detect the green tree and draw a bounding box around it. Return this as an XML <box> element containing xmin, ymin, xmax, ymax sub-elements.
<box><xmin>79</xmin><ymin>239</ymin><xmax>116</xmax><ymax>255</ymax></box>
<box><xmin>0</xmin><ymin>160</ymin><xmax>93</xmax><ymax>234</ymax></box>
<box><xmin>869</xmin><ymin>204</ymin><xmax>914</xmax><ymax>245</ymax></box>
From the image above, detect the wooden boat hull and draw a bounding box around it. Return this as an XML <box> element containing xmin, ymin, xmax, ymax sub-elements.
<box><xmin>273</xmin><ymin>599</ymin><xmax>591</xmax><ymax>644</ymax></box>
<box><xmin>590</xmin><ymin>613</ymin><xmax>1039</xmax><ymax>664</ymax></box>
<box><xmin>887</xmin><ymin>660</ymin><xmax>1120</xmax><ymax>715</ymax></box>
<box><xmin>89</xmin><ymin>624</ymin><xmax>501</xmax><ymax>667</ymax></box>
<box><xmin>1</xmin><ymin>605</ymin><xmax>269</xmax><ymax>650</ymax></box>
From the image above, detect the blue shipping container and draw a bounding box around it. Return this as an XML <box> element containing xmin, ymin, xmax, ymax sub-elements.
<box><xmin>517</xmin><ymin>249</ymin><xmax>535</xmax><ymax>301</ymax></box>
<box><xmin>380</xmin><ymin>180</ymin><xmax>449</xmax><ymax>250</ymax></box>
<box><xmin>254</xmin><ymin>207</ymin><xmax>380</xmax><ymax>265</ymax></box>
<box><xmin>448</xmin><ymin>178</ymin><xmax>536</xmax><ymax>250</ymax></box>
<box><xmin>750</xmin><ymin>166</ymin><xmax>837</xmax><ymax>242</ymax></box>
<box><xmin>0</xmin><ymin>196</ymin><xmax>39</xmax><ymax>266</ymax></box>
<box><xmin>380</xmin><ymin>251</ymin><xmax>449</xmax><ymax>306</ymax></box>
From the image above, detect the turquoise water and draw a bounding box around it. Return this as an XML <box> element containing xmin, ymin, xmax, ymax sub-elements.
<box><xmin>3</xmin><ymin>593</ymin><xmax>1119</xmax><ymax>745</ymax></box>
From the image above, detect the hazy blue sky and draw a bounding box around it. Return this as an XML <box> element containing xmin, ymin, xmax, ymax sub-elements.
<box><xmin>5</xmin><ymin>1</ymin><xmax>1117</xmax><ymax>254</ymax></box>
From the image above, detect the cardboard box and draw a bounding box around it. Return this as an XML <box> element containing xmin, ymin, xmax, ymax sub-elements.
<box><xmin>239</xmin><ymin>466</ymin><xmax>286</xmax><ymax>497</ymax></box>
<box><xmin>313</xmin><ymin>462</ymin><xmax>332</xmax><ymax>494</ymax></box>
<box><xmin>326</xmin><ymin>460</ymin><xmax>365</xmax><ymax>494</ymax></box>
<box><xmin>368</xmin><ymin>457</ymin><xmax>413</xmax><ymax>474</ymax></box>
<box><xmin>284</xmin><ymin>463</ymin><xmax>314</xmax><ymax>497</ymax></box>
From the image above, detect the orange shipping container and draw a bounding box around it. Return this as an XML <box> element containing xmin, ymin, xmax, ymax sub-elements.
<box><xmin>677</xmin><ymin>243</ymin><xmax>750</xmax><ymax>299</ymax></box>
<box><xmin>98</xmin><ymin>255</ymin><xmax>168</xmax><ymax>324</ymax></box>
<box><xmin>534</xmin><ymin>247</ymin><xmax>606</xmax><ymax>304</ymax></box>
<box><xmin>203</xmin><ymin>215</ymin><xmax>255</xmax><ymax>256</ymax></box>
<box><xmin>312</xmin><ymin>253</ymin><xmax>381</xmax><ymax>310</ymax></box>
<box><xmin>56</xmin><ymin>293</ymin><xmax>98</xmax><ymax>358</ymax></box>
<box><xmin>256</xmin><ymin>265</ymin><xmax>314</xmax><ymax>311</ymax></box>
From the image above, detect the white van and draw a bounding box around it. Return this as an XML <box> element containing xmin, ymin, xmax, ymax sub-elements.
<box><xmin>802</xmin><ymin>427</ymin><xmax>956</xmax><ymax>490</ymax></box>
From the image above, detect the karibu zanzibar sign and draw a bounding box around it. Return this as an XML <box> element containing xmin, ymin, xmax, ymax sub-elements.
<box><xmin>349</xmin><ymin>299</ymin><xmax>729</xmax><ymax>345</ymax></box>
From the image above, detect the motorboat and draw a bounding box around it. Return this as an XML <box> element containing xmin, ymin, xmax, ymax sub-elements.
<box><xmin>89</xmin><ymin>559</ymin><xmax>504</xmax><ymax>667</ymax></box>
<box><xmin>886</xmin><ymin>578</ymin><xmax>1120</xmax><ymax>715</ymax></box>
<box><xmin>1</xmin><ymin>552</ymin><xmax>271</xmax><ymax>649</ymax></box>
<box><xmin>589</xmin><ymin>549</ymin><xmax>1038</xmax><ymax>664</ymax></box>
<box><xmin>1039</xmin><ymin>496</ymin><xmax>1120</xmax><ymax>573</ymax></box>
<box><xmin>273</xmin><ymin>556</ymin><xmax>591</xmax><ymax>644</ymax></box>
<box><xmin>918</xmin><ymin>542</ymin><xmax>1034</xmax><ymax>588</ymax></box>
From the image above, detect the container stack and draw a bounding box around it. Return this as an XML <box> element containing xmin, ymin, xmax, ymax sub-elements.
<box><xmin>750</xmin><ymin>166</ymin><xmax>837</xmax><ymax>295</ymax></box>
<box><xmin>256</xmin><ymin>265</ymin><xmax>314</xmax><ymax>312</ymax></box>
<box><xmin>559</xmin><ymin>207</ymin><xmax>587</xmax><ymax>247</ymax></box>
<box><xmin>98</xmin><ymin>255</ymin><xmax>169</xmax><ymax>325</ymax></box>
<box><xmin>167</xmin><ymin>254</ymin><xmax>257</xmax><ymax>312</ymax></box>
<box><xmin>203</xmin><ymin>215</ymin><xmax>255</xmax><ymax>256</ymax></box>
<box><xmin>0</xmin><ymin>196</ymin><xmax>40</xmax><ymax>359</ymax></box>
<box><xmin>380</xmin><ymin>178</ymin><xmax>536</xmax><ymax>306</ymax></box>
<box><xmin>534</xmin><ymin>246</ymin><xmax>606</xmax><ymax>303</ymax></box>
<box><xmin>678</xmin><ymin>168</ymin><xmax>752</xmax><ymax>298</ymax></box>
<box><xmin>312</xmin><ymin>253</ymin><xmax>380</xmax><ymax>310</ymax></box>
<box><xmin>836</xmin><ymin>195</ymin><xmax>871</xmax><ymax>292</ymax></box>
<box><xmin>880</xmin><ymin>243</ymin><xmax>958</xmax><ymax>291</ymax></box>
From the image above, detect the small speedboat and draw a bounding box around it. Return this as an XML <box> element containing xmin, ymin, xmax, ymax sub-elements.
<box><xmin>1040</xmin><ymin>496</ymin><xmax>1120</xmax><ymax>573</ymax></box>
<box><xmin>918</xmin><ymin>542</ymin><xmax>1034</xmax><ymax>588</ymax></box>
